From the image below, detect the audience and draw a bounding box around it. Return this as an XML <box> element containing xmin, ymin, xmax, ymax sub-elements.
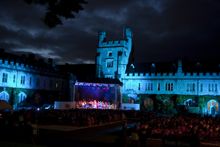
<box><xmin>0</xmin><ymin>108</ymin><xmax>220</xmax><ymax>145</ymax></box>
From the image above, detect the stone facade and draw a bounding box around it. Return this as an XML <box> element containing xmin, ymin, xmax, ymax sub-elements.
<box><xmin>0</xmin><ymin>50</ymin><xmax>72</xmax><ymax>110</ymax></box>
<box><xmin>96</xmin><ymin>28</ymin><xmax>220</xmax><ymax>115</ymax></box>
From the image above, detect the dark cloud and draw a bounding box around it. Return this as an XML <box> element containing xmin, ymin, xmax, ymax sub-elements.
<box><xmin>124</xmin><ymin>0</ymin><xmax>220</xmax><ymax>62</ymax></box>
<box><xmin>0</xmin><ymin>0</ymin><xmax>220</xmax><ymax>64</ymax></box>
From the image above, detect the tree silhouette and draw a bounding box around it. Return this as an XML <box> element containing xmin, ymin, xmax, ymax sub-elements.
<box><xmin>24</xmin><ymin>0</ymin><xmax>87</xmax><ymax>28</ymax></box>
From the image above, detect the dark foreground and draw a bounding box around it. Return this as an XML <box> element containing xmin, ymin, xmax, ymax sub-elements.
<box><xmin>1</xmin><ymin>121</ymin><xmax>220</xmax><ymax>147</ymax></box>
<box><xmin>1</xmin><ymin>109</ymin><xmax>220</xmax><ymax>147</ymax></box>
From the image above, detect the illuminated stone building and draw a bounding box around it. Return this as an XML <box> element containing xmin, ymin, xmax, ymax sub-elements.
<box><xmin>0</xmin><ymin>49</ymin><xmax>71</xmax><ymax>109</ymax></box>
<box><xmin>2</xmin><ymin>28</ymin><xmax>220</xmax><ymax>115</ymax></box>
<box><xmin>96</xmin><ymin>28</ymin><xmax>220</xmax><ymax>115</ymax></box>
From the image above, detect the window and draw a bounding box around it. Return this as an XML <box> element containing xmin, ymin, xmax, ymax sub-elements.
<box><xmin>146</xmin><ymin>83</ymin><xmax>153</xmax><ymax>91</ymax></box>
<box><xmin>0</xmin><ymin>91</ymin><xmax>9</xmax><ymax>102</ymax></box>
<box><xmin>138</xmin><ymin>83</ymin><xmax>141</xmax><ymax>90</ymax></box>
<box><xmin>106</xmin><ymin>60</ymin><xmax>113</xmax><ymax>68</ymax></box>
<box><xmin>187</xmin><ymin>83</ymin><xmax>196</xmax><ymax>92</ymax></box>
<box><xmin>192</xmin><ymin>83</ymin><xmax>195</xmax><ymax>91</ymax></box>
<box><xmin>108</xmin><ymin>52</ymin><xmax>112</xmax><ymax>57</ymax></box>
<box><xmin>18</xmin><ymin>92</ymin><xmax>27</xmax><ymax>103</ymax></box>
<box><xmin>200</xmin><ymin>84</ymin><xmax>203</xmax><ymax>92</ymax></box>
<box><xmin>2</xmin><ymin>73</ymin><xmax>8</xmax><ymax>83</ymax></box>
<box><xmin>171</xmin><ymin>83</ymin><xmax>173</xmax><ymax>91</ymax></box>
<box><xmin>208</xmin><ymin>83</ymin><xmax>217</xmax><ymax>92</ymax></box>
<box><xmin>168</xmin><ymin>83</ymin><xmax>171</xmax><ymax>91</ymax></box>
<box><xmin>21</xmin><ymin>76</ymin><xmax>25</xmax><ymax>85</ymax></box>
<box><xmin>166</xmin><ymin>82</ymin><xmax>174</xmax><ymax>91</ymax></box>
<box><xmin>13</xmin><ymin>75</ymin><xmax>16</xmax><ymax>83</ymax></box>
<box><xmin>186</xmin><ymin>84</ymin><xmax>189</xmax><ymax>92</ymax></box>
<box><xmin>209</xmin><ymin>84</ymin><xmax>212</xmax><ymax>92</ymax></box>
<box><xmin>157</xmin><ymin>83</ymin><xmax>160</xmax><ymax>91</ymax></box>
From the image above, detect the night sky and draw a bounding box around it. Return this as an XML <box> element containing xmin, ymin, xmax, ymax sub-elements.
<box><xmin>0</xmin><ymin>0</ymin><xmax>220</xmax><ymax>64</ymax></box>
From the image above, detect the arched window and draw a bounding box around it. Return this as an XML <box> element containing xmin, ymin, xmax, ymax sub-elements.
<box><xmin>18</xmin><ymin>92</ymin><xmax>27</xmax><ymax>103</ymax></box>
<box><xmin>0</xmin><ymin>91</ymin><xmax>9</xmax><ymax>102</ymax></box>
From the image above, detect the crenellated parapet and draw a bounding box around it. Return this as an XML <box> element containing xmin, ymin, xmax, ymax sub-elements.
<box><xmin>0</xmin><ymin>58</ymin><xmax>58</xmax><ymax>76</ymax></box>
<box><xmin>124</xmin><ymin>71</ymin><xmax>220</xmax><ymax>79</ymax></box>
<box><xmin>0</xmin><ymin>59</ymin><xmax>33</xmax><ymax>71</ymax></box>
<box><xmin>98</xmin><ymin>28</ymin><xmax>132</xmax><ymax>49</ymax></box>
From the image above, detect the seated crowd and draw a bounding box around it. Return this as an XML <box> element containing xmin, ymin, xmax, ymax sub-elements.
<box><xmin>0</xmin><ymin>108</ymin><xmax>220</xmax><ymax>145</ymax></box>
<box><xmin>125</xmin><ymin>112</ymin><xmax>220</xmax><ymax>147</ymax></box>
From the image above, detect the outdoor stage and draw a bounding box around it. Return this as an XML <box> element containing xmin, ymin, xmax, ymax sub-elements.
<box><xmin>74</xmin><ymin>82</ymin><xmax>121</xmax><ymax>109</ymax></box>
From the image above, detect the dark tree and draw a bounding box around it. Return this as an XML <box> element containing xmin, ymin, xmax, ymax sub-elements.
<box><xmin>24</xmin><ymin>0</ymin><xmax>87</xmax><ymax>28</ymax></box>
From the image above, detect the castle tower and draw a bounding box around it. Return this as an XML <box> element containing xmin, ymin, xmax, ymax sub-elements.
<box><xmin>96</xmin><ymin>28</ymin><xmax>133</xmax><ymax>79</ymax></box>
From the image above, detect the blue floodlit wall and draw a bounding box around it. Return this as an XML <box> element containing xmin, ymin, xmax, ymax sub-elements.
<box><xmin>96</xmin><ymin>28</ymin><xmax>220</xmax><ymax>114</ymax></box>
<box><xmin>0</xmin><ymin>58</ymin><xmax>70</xmax><ymax>110</ymax></box>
